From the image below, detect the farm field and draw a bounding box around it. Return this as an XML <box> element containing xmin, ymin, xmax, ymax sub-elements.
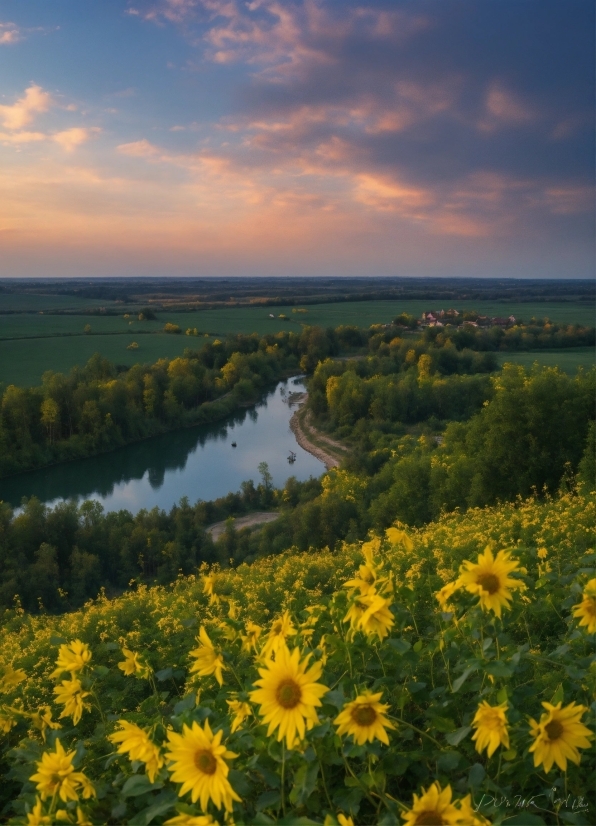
<box><xmin>0</xmin><ymin>333</ymin><xmax>211</xmax><ymax>387</ymax></box>
<box><xmin>0</xmin><ymin>292</ymin><xmax>116</xmax><ymax>312</ymax></box>
<box><xmin>497</xmin><ymin>347</ymin><xmax>595</xmax><ymax>373</ymax></box>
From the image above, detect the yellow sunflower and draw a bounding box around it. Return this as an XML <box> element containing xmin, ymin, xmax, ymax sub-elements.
<box><xmin>118</xmin><ymin>648</ymin><xmax>152</xmax><ymax>679</ymax></box>
<box><xmin>401</xmin><ymin>782</ymin><xmax>462</xmax><ymax>826</ymax></box>
<box><xmin>249</xmin><ymin>645</ymin><xmax>329</xmax><ymax>748</ymax></box>
<box><xmin>358</xmin><ymin>594</ymin><xmax>395</xmax><ymax>640</ymax></box>
<box><xmin>436</xmin><ymin>581</ymin><xmax>459</xmax><ymax>611</ymax></box>
<box><xmin>261</xmin><ymin>610</ymin><xmax>297</xmax><ymax>658</ymax></box>
<box><xmin>226</xmin><ymin>699</ymin><xmax>252</xmax><ymax>733</ymax></box>
<box><xmin>165</xmin><ymin>815</ymin><xmax>215</xmax><ymax>825</ymax></box>
<box><xmin>457</xmin><ymin>547</ymin><xmax>525</xmax><ymax>617</ymax></box>
<box><xmin>165</xmin><ymin>719</ymin><xmax>241</xmax><ymax>812</ymax></box>
<box><xmin>334</xmin><ymin>690</ymin><xmax>396</xmax><ymax>746</ymax></box>
<box><xmin>109</xmin><ymin>720</ymin><xmax>164</xmax><ymax>782</ymax></box>
<box><xmin>51</xmin><ymin>640</ymin><xmax>92</xmax><ymax>680</ymax></box>
<box><xmin>25</xmin><ymin>798</ymin><xmax>52</xmax><ymax>826</ymax></box>
<box><xmin>30</xmin><ymin>739</ymin><xmax>91</xmax><ymax>803</ymax></box>
<box><xmin>471</xmin><ymin>701</ymin><xmax>509</xmax><ymax>757</ymax></box>
<box><xmin>241</xmin><ymin>621</ymin><xmax>263</xmax><ymax>653</ymax></box>
<box><xmin>53</xmin><ymin>678</ymin><xmax>90</xmax><ymax>726</ymax></box>
<box><xmin>189</xmin><ymin>627</ymin><xmax>225</xmax><ymax>686</ymax></box>
<box><xmin>343</xmin><ymin>564</ymin><xmax>377</xmax><ymax>596</ymax></box>
<box><xmin>0</xmin><ymin>664</ymin><xmax>26</xmax><ymax>692</ymax></box>
<box><xmin>529</xmin><ymin>701</ymin><xmax>593</xmax><ymax>773</ymax></box>
<box><xmin>572</xmin><ymin>578</ymin><xmax>596</xmax><ymax>634</ymax></box>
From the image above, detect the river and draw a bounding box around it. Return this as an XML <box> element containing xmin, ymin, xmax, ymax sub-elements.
<box><xmin>0</xmin><ymin>377</ymin><xmax>325</xmax><ymax>514</ymax></box>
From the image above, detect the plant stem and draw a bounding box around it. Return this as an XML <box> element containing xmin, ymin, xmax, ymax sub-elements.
<box><xmin>281</xmin><ymin>742</ymin><xmax>287</xmax><ymax>817</ymax></box>
<box><xmin>390</xmin><ymin>716</ymin><xmax>443</xmax><ymax>749</ymax></box>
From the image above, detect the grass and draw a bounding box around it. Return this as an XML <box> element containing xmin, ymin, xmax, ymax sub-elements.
<box><xmin>0</xmin><ymin>334</ymin><xmax>211</xmax><ymax>387</ymax></box>
<box><xmin>497</xmin><ymin>347</ymin><xmax>595</xmax><ymax>373</ymax></box>
<box><xmin>0</xmin><ymin>293</ymin><xmax>115</xmax><ymax>312</ymax></box>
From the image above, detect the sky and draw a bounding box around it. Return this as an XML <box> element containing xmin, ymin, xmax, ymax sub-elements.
<box><xmin>0</xmin><ymin>0</ymin><xmax>593</xmax><ymax>279</ymax></box>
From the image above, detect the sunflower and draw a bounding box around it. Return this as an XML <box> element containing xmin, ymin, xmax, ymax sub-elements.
<box><xmin>241</xmin><ymin>621</ymin><xmax>263</xmax><ymax>653</ymax></box>
<box><xmin>343</xmin><ymin>564</ymin><xmax>377</xmax><ymax>596</ymax></box>
<box><xmin>165</xmin><ymin>719</ymin><xmax>241</xmax><ymax>812</ymax></box>
<box><xmin>436</xmin><ymin>581</ymin><xmax>459</xmax><ymax>611</ymax></box>
<box><xmin>572</xmin><ymin>578</ymin><xmax>596</xmax><ymax>634</ymax></box>
<box><xmin>357</xmin><ymin>593</ymin><xmax>394</xmax><ymax>640</ymax></box>
<box><xmin>165</xmin><ymin>815</ymin><xmax>215</xmax><ymax>825</ymax></box>
<box><xmin>334</xmin><ymin>690</ymin><xmax>396</xmax><ymax>746</ymax></box>
<box><xmin>29</xmin><ymin>739</ymin><xmax>91</xmax><ymax>803</ymax></box>
<box><xmin>0</xmin><ymin>664</ymin><xmax>26</xmax><ymax>692</ymax></box>
<box><xmin>401</xmin><ymin>782</ymin><xmax>463</xmax><ymax>826</ymax></box>
<box><xmin>189</xmin><ymin>627</ymin><xmax>225</xmax><ymax>686</ymax></box>
<box><xmin>51</xmin><ymin>640</ymin><xmax>92</xmax><ymax>679</ymax></box>
<box><xmin>109</xmin><ymin>720</ymin><xmax>164</xmax><ymax>782</ymax></box>
<box><xmin>249</xmin><ymin>645</ymin><xmax>329</xmax><ymax>748</ymax></box>
<box><xmin>53</xmin><ymin>677</ymin><xmax>90</xmax><ymax>726</ymax></box>
<box><xmin>529</xmin><ymin>701</ymin><xmax>593</xmax><ymax>773</ymax></box>
<box><xmin>457</xmin><ymin>547</ymin><xmax>525</xmax><ymax>617</ymax></box>
<box><xmin>30</xmin><ymin>705</ymin><xmax>61</xmax><ymax>740</ymax></box>
<box><xmin>471</xmin><ymin>701</ymin><xmax>509</xmax><ymax>757</ymax></box>
<box><xmin>118</xmin><ymin>648</ymin><xmax>152</xmax><ymax>679</ymax></box>
<box><xmin>226</xmin><ymin>699</ymin><xmax>252</xmax><ymax>733</ymax></box>
<box><xmin>202</xmin><ymin>573</ymin><xmax>220</xmax><ymax>605</ymax></box>
<box><xmin>261</xmin><ymin>610</ymin><xmax>297</xmax><ymax>658</ymax></box>
<box><xmin>25</xmin><ymin>798</ymin><xmax>52</xmax><ymax>826</ymax></box>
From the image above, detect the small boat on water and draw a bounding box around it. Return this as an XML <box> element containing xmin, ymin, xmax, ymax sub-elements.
<box><xmin>287</xmin><ymin>451</ymin><xmax>296</xmax><ymax>463</ymax></box>
<box><xmin>231</xmin><ymin>442</ymin><xmax>237</xmax><ymax>447</ymax></box>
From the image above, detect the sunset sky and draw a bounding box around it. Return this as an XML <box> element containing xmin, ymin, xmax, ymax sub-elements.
<box><xmin>0</xmin><ymin>0</ymin><xmax>593</xmax><ymax>279</ymax></box>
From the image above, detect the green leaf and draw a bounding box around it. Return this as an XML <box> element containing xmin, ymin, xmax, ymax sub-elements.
<box><xmin>502</xmin><ymin>748</ymin><xmax>517</xmax><ymax>761</ymax></box>
<box><xmin>504</xmin><ymin>816</ymin><xmax>545</xmax><ymax>825</ymax></box>
<box><xmin>128</xmin><ymin>793</ymin><xmax>177</xmax><ymax>825</ymax></box>
<box><xmin>324</xmin><ymin>689</ymin><xmax>346</xmax><ymax>709</ymax></box>
<box><xmin>155</xmin><ymin>667</ymin><xmax>173</xmax><ymax>682</ymax></box>
<box><xmin>468</xmin><ymin>763</ymin><xmax>485</xmax><ymax>787</ymax></box>
<box><xmin>173</xmin><ymin>694</ymin><xmax>196</xmax><ymax>715</ymax></box>
<box><xmin>122</xmin><ymin>774</ymin><xmax>163</xmax><ymax>798</ymax></box>
<box><xmin>437</xmin><ymin>751</ymin><xmax>460</xmax><ymax>771</ymax></box>
<box><xmin>93</xmin><ymin>665</ymin><xmax>109</xmax><ymax>677</ymax></box>
<box><xmin>256</xmin><ymin>790</ymin><xmax>281</xmax><ymax>811</ymax></box>
<box><xmin>413</xmin><ymin>640</ymin><xmax>423</xmax><ymax>652</ymax></box>
<box><xmin>484</xmin><ymin>660</ymin><xmax>513</xmax><ymax>678</ymax></box>
<box><xmin>50</xmin><ymin>635</ymin><xmax>67</xmax><ymax>645</ymax></box>
<box><xmin>289</xmin><ymin>762</ymin><xmax>319</xmax><ymax>806</ymax></box>
<box><xmin>497</xmin><ymin>686</ymin><xmax>508</xmax><ymax>704</ymax></box>
<box><xmin>445</xmin><ymin>726</ymin><xmax>471</xmax><ymax>746</ymax></box>
<box><xmin>550</xmin><ymin>683</ymin><xmax>564</xmax><ymax>705</ymax></box>
<box><xmin>388</xmin><ymin>638</ymin><xmax>411</xmax><ymax>654</ymax></box>
<box><xmin>452</xmin><ymin>667</ymin><xmax>477</xmax><ymax>693</ymax></box>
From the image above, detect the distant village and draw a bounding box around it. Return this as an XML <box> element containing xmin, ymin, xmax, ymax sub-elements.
<box><xmin>418</xmin><ymin>309</ymin><xmax>517</xmax><ymax>328</ymax></box>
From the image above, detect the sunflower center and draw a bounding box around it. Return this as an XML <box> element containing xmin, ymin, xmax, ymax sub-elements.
<box><xmin>276</xmin><ymin>678</ymin><xmax>302</xmax><ymax>709</ymax></box>
<box><xmin>351</xmin><ymin>704</ymin><xmax>377</xmax><ymax>727</ymax></box>
<box><xmin>415</xmin><ymin>811</ymin><xmax>445</xmax><ymax>825</ymax></box>
<box><xmin>194</xmin><ymin>749</ymin><xmax>217</xmax><ymax>775</ymax></box>
<box><xmin>545</xmin><ymin>719</ymin><xmax>564</xmax><ymax>741</ymax></box>
<box><xmin>477</xmin><ymin>573</ymin><xmax>500</xmax><ymax>594</ymax></box>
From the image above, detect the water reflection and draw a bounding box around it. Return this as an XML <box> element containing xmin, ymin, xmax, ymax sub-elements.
<box><xmin>0</xmin><ymin>378</ymin><xmax>324</xmax><ymax>514</ymax></box>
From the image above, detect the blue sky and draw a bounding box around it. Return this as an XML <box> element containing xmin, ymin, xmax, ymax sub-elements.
<box><xmin>0</xmin><ymin>0</ymin><xmax>593</xmax><ymax>278</ymax></box>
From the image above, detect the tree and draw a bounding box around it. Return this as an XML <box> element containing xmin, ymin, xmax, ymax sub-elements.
<box><xmin>40</xmin><ymin>398</ymin><xmax>60</xmax><ymax>444</ymax></box>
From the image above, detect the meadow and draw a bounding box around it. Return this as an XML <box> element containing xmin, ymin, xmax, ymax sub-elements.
<box><xmin>497</xmin><ymin>348</ymin><xmax>595</xmax><ymax>373</ymax></box>
<box><xmin>0</xmin><ymin>490</ymin><xmax>593</xmax><ymax>825</ymax></box>
<box><xmin>0</xmin><ymin>293</ymin><xmax>593</xmax><ymax>386</ymax></box>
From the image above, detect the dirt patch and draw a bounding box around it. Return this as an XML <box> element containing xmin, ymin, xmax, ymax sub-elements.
<box><xmin>289</xmin><ymin>398</ymin><xmax>344</xmax><ymax>470</ymax></box>
<box><xmin>207</xmin><ymin>511</ymin><xmax>280</xmax><ymax>541</ymax></box>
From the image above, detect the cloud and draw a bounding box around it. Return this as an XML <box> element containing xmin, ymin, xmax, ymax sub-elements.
<box><xmin>0</xmin><ymin>22</ymin><xmax>20</xmax><ymax>44</ymax></box>
<box><xmin>117</xmin><ymin>139</ymin><xmax>161</xmax><ymax>157</ymax></box>
<box><xmin>478</xmin><ymin>83</ymin><xmax>535</xmax><ymax>132</ymax></box>
<box><xmin>0</xmin><ymin>84</ymin><xmax>52</xmax><ymax>130</ymax></box>
<box><xmin>53</xmin><ymin>127</ymin><xmax>99</xmax><ymax>152</ymax></box>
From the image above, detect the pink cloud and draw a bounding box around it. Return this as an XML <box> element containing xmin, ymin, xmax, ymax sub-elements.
<box><xmin>0</xmin><ymin>84</ymin><xmax>52</xmax><ymax>130</ymax></box>
<box><xmin>53</xmin><ymin>127</ymin><xmax>100</xmax><ymax>152</ymax></box>
<box><xmin>478</xmin><ymin>83</ymin><xmax>535</xmax><ymax>132</ymax></box>
<box><xmin>0</xmin><ymin>22</ymin><xmax>20</xmax><ymax>45</ymax></box>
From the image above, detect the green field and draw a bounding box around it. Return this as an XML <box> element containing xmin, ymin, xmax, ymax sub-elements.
<box><xmin>497</xmin><ymin>347</ymin><xmax>595</xmax><ymax>373</ymax></box>
<box><xmin>0</xmin><ymin>334</ymin><xmax>211</xmax><ymax>387</ymax></box>
<box><xmin>0</xmin><ymin>293</ymin><xmax>593</xmax><ymax>387</ymax></box>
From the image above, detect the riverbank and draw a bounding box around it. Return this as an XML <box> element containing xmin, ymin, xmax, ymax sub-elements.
<box><xmin>207</xmin><ymin>511</ymin><xmax>280</xmax><ymax>541</ymax></box>
<box><xmin>289</xmin><ymin>395</ymin><xmax>346</xmax><ymax>470</ymax></box>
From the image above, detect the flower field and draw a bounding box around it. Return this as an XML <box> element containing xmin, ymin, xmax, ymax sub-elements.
<box><xmin>0</xmin><ymin>492</ymin><xmax>594</xmax><ymax>825</ymax></box>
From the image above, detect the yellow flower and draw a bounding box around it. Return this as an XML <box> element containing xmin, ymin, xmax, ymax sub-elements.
<box><xmin>471</xmin><ymin>701</ymin><xmax>509</xmax><ymax>757</ymax></box>
<box><xmin>51</xmin><ymin>640</ymin><xmax>92</xmax><ymax>680</ymax></box>
<box><xmin>53</xmin><ymin>678</ymin><xmax>90</xmax><ymax>726</ymax></box>
<box><xmin>436</xmin><ymin>581</ymin><xmax>459</xmax><ymax>611</ymax></box>
<box><xmin>26</xmin><ymin>798</ymin><xmax>52</xmax><ymax>826</ymax></box>
<box><xmin>456</xmin><ymin>547</ymin><xmax>525</xmax><ymax>618</ymax></box>
<box><xmin>109</xmin><ymin>720</ymin><xmax>164</xmax><ymax>782</ymax></box>
<box><xmin>537</xmin><ymin>546</ymin><xmax>548</xmax><ymax>560</ymax></box>
<box><xmin>241</xmin><ymin>621</ymin><xmax>263</xmax><ymax>653</ymax></box>
<box><xmin>189</xmin><ymin>627</ymin><xmax>225</xmax><ymax>686</ymax></box>
<box><xmin>118</xmin><ymin>648</ymin><xmax>152</xmax><ymax>679</ymax></box>
<box><xmin>343</xmin><ymin>564</ymin><xmax>377</xmax><ymax>596</ymax></box>
<box><xmin>165</xmin><ymin>719</ymin><xmax>241</xmax><ymax>812</ymax></box>
<box><xmin>76</xmin><ymin>807</ymin><xmax>93</xmax><ymax>826</ymax></box>
<box><xmin>165</xmin><ymin>814</ymin><xmax>215</xmax><ymax>825</ymax></box>
<box><xmin>572</xmin><ymin>578</ymin><xmax>596</xmax><ymax>634</ymax></box>
<box><xmin>357</xmin><ymin>594</ymin><xmax>394</xmax><ymax>641</ymax></box>
<box><xmin>30</xmin><ymin>704</ymin><xmax>61</xmax><ymax>739</ymax></box>
<box><xmin>30</xmin><ymin>739</ymin><xmax>90</xmax><ymax>803</ymax></box>
<box><xmin>324</xmin><ymin>815</ymin><xmax>355</xmax><ymax>826</ymax></box>
<box><xmin>401</xmin><ymin>782</ymin><xmax>467</xmax><ymax>826</ymax></box>
<box><xmin>361</xmin><ymin>537</ymin><xmax>381</xmax><ymax>566</ymax></box>
<box><xmin>226</xmin><ymin>699</ymin><xmax>251</xmax><ymax>733</ymax></box>
<box><xmin>529</xmin><ymin>701</ymin><xmax>593</xmax><ymax>773</ymax></box>
<box><xmin>261</xmin><ymin>610</ymin><xmax>297</xmax><ymax>658</ymax></box>
<box><xmin>385</xmin><ymin>527</ymin><xmax>414</xmax><ymax>552</ymax></box>
<box><xmin>0</xmin><ymin>708</ymin><xmax>16</xmax><ymax>733</ymax></box>
<box><xmin>0</xmin><ymin>664</ymin><xmax>26</xmax><ymax>693</ymax></box>
<box><xmin>249</xmin><ymin>645</ymin><xmax>329</xmax><ymax>748</ymax></box>
<box><xmin>202</xmin><ymin>574</ymin><xmax>220</xmax><ymax>605</ymax></box>
<box><xmin>334</xmin><ymin>690</ymin><xmax>396</xmax><ymax>746</ymax></box>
